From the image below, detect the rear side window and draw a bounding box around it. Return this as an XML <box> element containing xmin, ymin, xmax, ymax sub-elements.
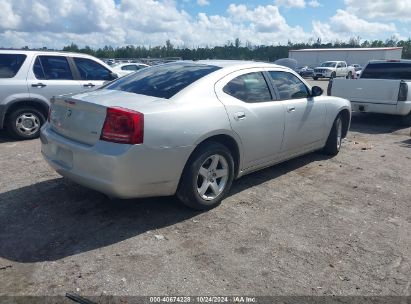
<box><xmin>105</xmin><ymin>62</ymin><xmax>220</xmax><ymax>99</ymax></box>
<box><xmin>0</xmin><ymin>54</ymin><xmax>26</xmax><ymax>78</ymax></box>
<box><xmin>74</xmin><ymin>57</ymin><xmax>113</xmax><ymax>81</ymax></box>
<box><xmin>269</xmin><ymin>71</ymin><xmax>309</xmax><ymax>99</ymax></box>
<box><xmin>361</xmin><ymin>62</ymin><xmax>411</xmax><ymax>79</ymax></box>
<box><xmin>34</xmin><ymin>56</ymin><xmax>73</xmax><ymax>80</ymax></box>
<box><xmin>223</xmin><ymin>72</ymin><xmax>272</xmax><ymax>103</ymax></box>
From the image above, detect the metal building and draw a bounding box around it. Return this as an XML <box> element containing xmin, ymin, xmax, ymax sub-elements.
<box><xmin>289</xmin><ymin>47</ymin><xmax>403</xmax><ymax>68</ymax></box>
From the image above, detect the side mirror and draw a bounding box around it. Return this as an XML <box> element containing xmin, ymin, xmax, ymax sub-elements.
<box><xmin>110</xmin><ymin>72</ymin><xmax>118</xmax><ymax>80</ymax></box>
<box><xmin>311</xmin><ymin>86</ymin><xmax>323</xmax><ymax>97</ymax></box>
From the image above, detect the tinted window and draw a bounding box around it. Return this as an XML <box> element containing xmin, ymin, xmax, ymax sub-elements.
<box><xmin>223</xmin><ymin>72</ymin><xmax>272</xmax><ymax>103</ymax></box>
<box><xmin>0</xmin><ymin>54</ymin><xmax>26</xmax><ymax>78</ymax></box>
<box><xmin>34</xmin><ymin>56</ymin><xmax>73</xmax><ymax>80</ymax></box>
<box><xmin>74</xmin><ymin>57</ymin><xmax>113</xmax><ymax>81</ymax></box>
<box><xmin>121</xmin><ymin>65</ymin><xmax>139</xmax><ymax>71</ymax></box>
<box><xmin>269</xmin><ymin>71</ymin><xmax>309</xmax><ymax>99</ymax></box>
<box><xmin>361</xmin><ymin>62</ymin><xmax>411</xmax><ymax>79</ymax></box>
<box><xmin>105</xmin><ymin>62</ymin><xmax>220</xmax><ymax>99</ymax></box>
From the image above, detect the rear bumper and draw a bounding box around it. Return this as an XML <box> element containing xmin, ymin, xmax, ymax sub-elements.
<box><xmin>351</xmin><ymin>100</ymin><xmax>411</xmax><ymax>116</ymax></box>
<box><xmin>40</xmin><ymin>124</ymin><xmax>193</xmax><ymax>199</ymax></box>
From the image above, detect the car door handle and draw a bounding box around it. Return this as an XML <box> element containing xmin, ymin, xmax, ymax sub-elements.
<box><xmin>83</xmin><ymin>83</ymin><xmax>96</xmax><ymax>88</ymax></box>
<box><xmin>31</xmin><ymin>83</ymin><xmax>46</xmax><ymax>88</ymax></box>
<box><xmin>234</xmin><ymin>112</ymin><xmax>246</xmax><ymax>120</ymax></box>
<box><xmin>287</xmin><ymin>106</ymin><xmax>296</xmax><ymax>113</ymax></box>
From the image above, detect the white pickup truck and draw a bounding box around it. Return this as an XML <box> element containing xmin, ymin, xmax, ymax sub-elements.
<box><xmin>328</xmin><ymin>60</ymin><xmax>411</xmax><ymax>126</ymax></box>
<box><xmin>313</xmin><ymin>61</ymin><xmax>355</xmax><ymax>80</ymax></box>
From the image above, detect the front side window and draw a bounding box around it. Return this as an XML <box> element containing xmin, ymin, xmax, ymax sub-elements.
<box><xmin>269</xmin><ymin>71</ymin><xmax>309</xmax><ymax>100</ymax></box>
<box><xmin>74</xmin><ymin>57</ymin><xmax>113</xmax><ymax>81</ymax></box>
<box><xmin>223</xmin><ymin>72</ymin><xmax>272</xmax><ymax>103</ymax></box>
<box><xmin>105</xmin><ymin>62</ymin><xmax>220</xmax><ymax>99</ymax></box>
<box><xmin>34</xmin><ymin>56</ymin><xmax>73</xmax><ymax>80</ymax></box>
<box><xmin>0</xmin><ymin>54</ymin><xmax>27</xmax><ymax>78</ymax></box>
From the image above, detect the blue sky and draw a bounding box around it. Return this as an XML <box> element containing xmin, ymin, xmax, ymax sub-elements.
<box><xmin>0</xmin><ymin>0</ymin><xmax>409</xmax><ymax>48</ymax></box>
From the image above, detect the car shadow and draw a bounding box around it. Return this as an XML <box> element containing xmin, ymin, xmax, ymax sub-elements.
<box><xmin>230</xmin><ymin>151</ymin><xmax>332</xmax><ymax>196</ymax></box>
<box><xmin>0</xmin><ymin>130</ymin><xmax>18</xmax><ymax>143</ymax></box>
<box><xmin>0</xmin><ymin>151</ymin><xmax>331</xmax><ymax>264</ymax></box>
<box><xmin>349</xmin><ymin>112</ymin><xmax>407</xmax><ymax>134</ymax></box>
<box><xmin>398</xmin><ymin>138</ymin><xmax>411</xmax><ymax>148</ymax></box>
<box><xmin>0</xmin><ymin>178</ymin><xmax>197</xmax><ymax>263</ymax></box>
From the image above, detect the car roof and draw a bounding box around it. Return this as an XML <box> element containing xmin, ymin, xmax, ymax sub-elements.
<box><xmin>368</xmin><ymin>59</ymin><xmax>411</xmax><ymax>64</ymax></box>
<box><xmin>0</xmin><ymin>49</ymin><xmax>97</xmax><ymax>58</ymax></box>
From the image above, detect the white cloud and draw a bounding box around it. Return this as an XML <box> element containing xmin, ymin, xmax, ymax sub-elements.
<box><xmin>197</xmin><ymin>0</ymin><xmax>209</xmax><ymax>6</ymax></box>
<box><xmin>0</xmin><ymin>0</ymin><xmax>403</xmax><ymax>49</ymax></box>
<box><xmin>330</xmin><ymin>9</ymin><xmax>396</xmax><ymax>34</ymax></box>
<box><xmin>0</xmin><ymin>0</ymin><xmax>312</xmax><ymax>48</ymax></box>
<box><xmin>308</xmin><ymin>0</ymin><xmax>321</xmax><ymax>8</ymax></box>
<box><xmin>275</xmin><ymin>0</ymin><xmax>306</xmax><ymax>9</ymax></box>
<box><xmin>344</xmin><ymin>0</ymin><xmax>411</xmax><ymax>22</ymax></box>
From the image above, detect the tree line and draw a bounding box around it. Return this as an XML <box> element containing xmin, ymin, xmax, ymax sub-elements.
<box><xmin>41</xmin><ymin>37</ymin><xmax>411</xmax><ymax>61</ymax></box>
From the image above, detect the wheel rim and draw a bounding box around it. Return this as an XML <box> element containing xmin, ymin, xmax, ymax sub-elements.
<box><xmin>197</xmin><ymin>154</ymin><xmax>229</xmax><ymax>201</ymax></box>
<box><xmin>336</xmin><ymin>118</ymin><xmax>342</xmax><ymax>150</ymax></box>
<box><xmin>15</xmin><ymin>112</ymin><xmax>40</xmax><ymax>136</ymax></box>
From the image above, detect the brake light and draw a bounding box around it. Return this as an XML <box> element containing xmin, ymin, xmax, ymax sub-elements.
<box><xmin>398</xmin><ymin>81</ymin><xmax>408</xmax><ymax>102</ymax></box>
<box><xmin>100</xmin><ymin>107</ymin><xmax>144</xmax><ymax>144</ymax></box>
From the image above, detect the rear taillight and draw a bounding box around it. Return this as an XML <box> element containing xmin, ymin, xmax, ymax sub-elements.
<box><xmin>398</xmin><ymin>81</ymin><xmax>408</xmax><ymax>102</ymax></box>
<box><xmin>100</xmin><ymin>107</ymin><xmax>144</xmax><ymax>144</ymax></box>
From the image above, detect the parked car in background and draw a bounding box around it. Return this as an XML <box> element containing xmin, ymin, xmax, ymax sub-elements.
<box><xmin>298</xmin><ymin>66</ymin><xmax>314</xmax><ymax>77</ymax></box>
<box><xmin>111</xmin><ymin>62</ymin><xmax>149</xmax><ymax>77</ymax></box>
<box><xmin>41</xmin><ymin>60</ymin><xmax>351</xmax><ymax>210</ymax></box>
<box><xmin>328</xmin><ymin>60</ymin><xmax>411</xmax><ymax>126</ymax></box>
<box><xmin>0</xmin><ymin>50</ymin><xmax>118</xmax><ymax>139</ymax></box>
<box><xmin>313</xmin><ymin>61</ymin><xmax>355</xmax><ymax>80</ymax></box>
<box><xmin>350</xmin><ymin>64</ymin><xmax>362</xmax><ymax>71</ymax></box>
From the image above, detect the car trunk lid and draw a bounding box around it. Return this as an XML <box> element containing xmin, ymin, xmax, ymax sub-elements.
<box><xmin>49</xmin><ymin>89</ymin><xmax>159</xmax><ymax>145</ymax></box>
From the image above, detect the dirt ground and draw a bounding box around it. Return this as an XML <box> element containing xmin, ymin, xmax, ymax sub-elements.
<box><xmin>0</xmin><ymin>88</ymin><xmax>410</xmax><ymax>298</ymax></box>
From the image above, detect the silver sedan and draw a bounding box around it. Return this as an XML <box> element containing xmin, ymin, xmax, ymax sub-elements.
<box><xmin>41</xmin><ymin>61</ymin><xmax>351</xmax><ymax>210</ymax></box>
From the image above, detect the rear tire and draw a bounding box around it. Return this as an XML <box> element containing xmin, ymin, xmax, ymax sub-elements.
<box><xmin>6</xmin><ymin>107</ymin><xmax>45</xmax><ymax>140</ymax></box>
<box><xmin>400</xmin><ymin>111</ymin><xmax>411</xmax><ymax>126</ymax></box>
<box><xmin>323</xmin><ymin>114</ymin><xmax>343</xmax><ymax>156</ymax></box>
<box><xmin>177</xmin><ymin>142</ymin><xmax>234</xmax><ymax>211</ymax></box>
<box><xmin>313</xmin><ymin>76</ymin><xmax>318</xmax><ymax>80</ymax></box>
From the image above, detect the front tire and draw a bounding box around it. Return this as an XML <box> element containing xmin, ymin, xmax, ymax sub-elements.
<box><xmin>177</xmin><ymin>142</ymin><xmax>234</xmax><ymax>211</ymax></box>
<box><xmin>6</xmin><ymin>107</ymin><xmax>45</xmax><ymax>140</ymax></box>
<box><xmin>323</xmin><ymin>114</ymin><xmax>343</xmax><ymax>156</ymax></box>
<box><xmin>313</xmin><ymin>76</ymin><xmax>318</xmax><ymax>80</ymax></box>
<box><xmin>346</xmin><ymin>71</ymin><xmax>352</xmax><ymax>79</ymax></box>
<box><xmin>331</xmin><ymin>72</ymin><xmax>336</xmax><ymax>79</ymax></box>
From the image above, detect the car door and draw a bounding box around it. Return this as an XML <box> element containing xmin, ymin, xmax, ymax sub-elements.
<box><xmin>215</xmin><ymin>70</ymin><xmax>285</xmax><ymax>169</ymax></box>
<box><xmin>71</xmin><ymin>57</ymin><xmax>116</xmax><ymax>91</ymax></box>
<box><xmin>28</xmin><ymin>55</ymin><xmax>83</xmax><ymax>102</ymax></box>
<box><xmin>268</xmin><ymin>71</ymin><xmax>326</xmax><ymax>154</ymax></box>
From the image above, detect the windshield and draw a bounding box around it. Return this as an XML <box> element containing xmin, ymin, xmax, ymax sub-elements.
<box><xmin>105</xmin><ymin>62</ymin><xmax>221</xmax><ymax>99</ymax></box>
<box><xmin>320</xmin><ymin>62</ymin><xmax>337</xmax><ymax>67</ymax></box>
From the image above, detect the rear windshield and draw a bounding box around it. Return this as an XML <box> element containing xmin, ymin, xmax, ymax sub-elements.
<box><xmin>0</xmin><ymin>54</ymin><xmax>27</xmax><ymax>78</ymax></box>
<box><xmin>105</xmin><ymin>62</ymin><xmax>221</xmax><ymax>99</ymax></box>
<box><xmin>361</xmin><ymin>62</ymin><xmax>411</xmax><ymax>79</ymax></box>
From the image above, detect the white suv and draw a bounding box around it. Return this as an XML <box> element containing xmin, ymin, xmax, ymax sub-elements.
<box><xmin>0</xmin><ymin>50</ymin><xmax>118</xmax><ymax>139</ymax></box>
